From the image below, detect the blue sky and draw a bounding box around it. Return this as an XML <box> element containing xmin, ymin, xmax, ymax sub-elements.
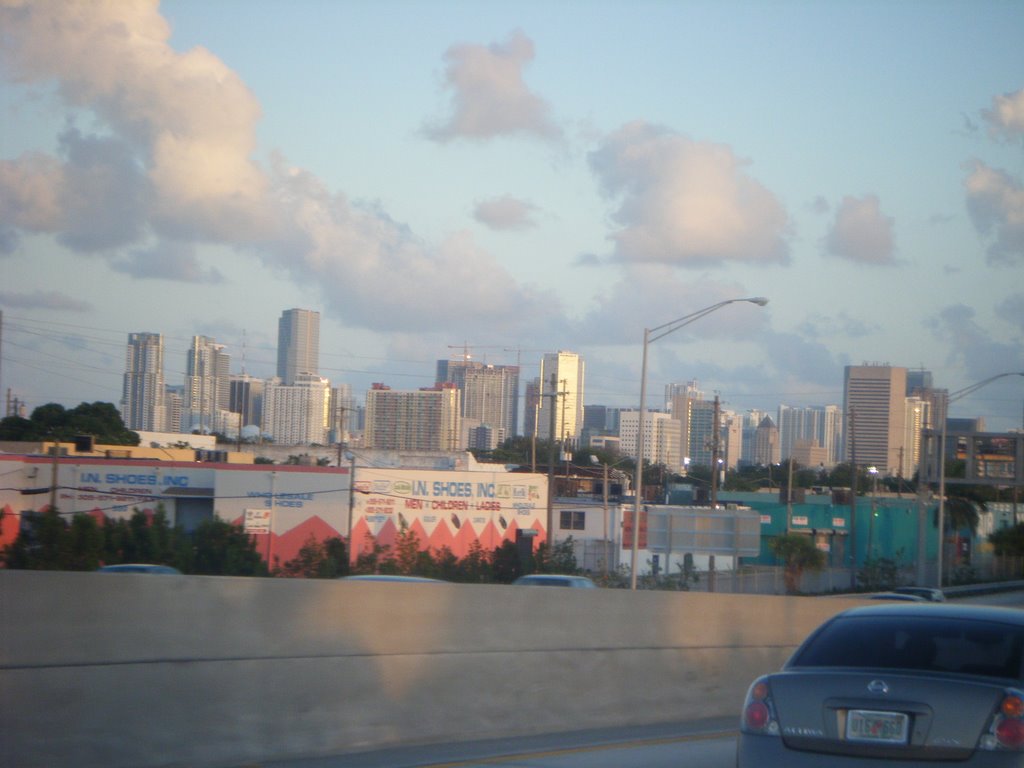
<box><xmin>1</xmin><ymin>0</ymin><xmax>1022</xmax><ymax>430</ymax></box>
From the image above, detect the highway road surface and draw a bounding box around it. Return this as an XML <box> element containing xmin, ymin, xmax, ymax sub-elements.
<box><xmin>242</xmin><ymin>589</ymin><xmax>1023</xmax><ymax>768</ymax></box>
<box><xmin>248</xmin><ymin>717</ymin><xmax>739</xmax><ymax>768</ymax></box>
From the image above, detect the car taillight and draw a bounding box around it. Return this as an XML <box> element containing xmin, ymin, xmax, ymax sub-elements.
<box><xmin>741</xmin><ymin>677</ymin><xmax>779</xmax><ymax>735</ymax></box>
<box><xmin>980</xmin><ymin>689</ymin><xmax>1024</xmax><ymax>751</ymax></box>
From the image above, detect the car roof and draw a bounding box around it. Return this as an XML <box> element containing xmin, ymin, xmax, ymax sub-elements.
<box><xmin>839</xmin><ymin>603</ymin><xmax>1024</xmax><ymax>624</ymax></box>
<box><xmin>868</xmin><ymin>592</ymin><xmax>927</xmax><ymax>601</ymax></box>
<box><xmin>338</xmin><ymin>574</ymin><xmax>443</xmax><ymax>582</ymax></box>
<box><xmin>97</xmin><ymin>563</ymin><xmax>181</xmax><ymax>573</ymax></box>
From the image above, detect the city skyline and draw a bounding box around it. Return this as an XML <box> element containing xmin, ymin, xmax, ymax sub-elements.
<box><xmin>107</xmin><ymin>316</ymin><xmax>940</xmax><ymax>475</ymax></box>
<box><xmin>2</xmin><ymin>2</ymin><xmax>1023</xmax><ymax>433</ymax></box>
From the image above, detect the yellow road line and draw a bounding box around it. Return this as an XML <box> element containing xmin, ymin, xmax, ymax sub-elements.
<box><xmin>419</xmin><ymin>729</ymin><xmax>734</xmax><ymax>767</ymax></box>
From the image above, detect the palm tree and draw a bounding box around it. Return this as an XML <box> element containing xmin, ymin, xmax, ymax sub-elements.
<box><xmin>935</xmin><ymin>492</ymin><xmax>982</xmax><ymax>578</ymax></box>
<box><xmin>770</xmin><ymin>534</ymin><xmax>826</xmax><ymax>594</ymax></box>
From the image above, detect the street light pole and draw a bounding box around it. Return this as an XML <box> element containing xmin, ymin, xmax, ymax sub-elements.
<box><xmin>629</xmin><ymin>296</ymin><xmax>769</xmax><ymax>589</ymax></box>
<box><xmin>934</xmin><ymin>371</ymin><xmax>1024</xmax><ymax>587</ymax></box>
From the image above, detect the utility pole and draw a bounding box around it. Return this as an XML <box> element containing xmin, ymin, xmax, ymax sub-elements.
<box><xmin>602</xmin><ymin>460</ymin><xmax>610</xmax><ymax>575</ymax></box>
<box><xmin>710</xmin><ymin>394</ymin><xmax>721</xmax><ymax>509</ymax></box>
<box><xmin>848</xmin><ymin>406</ymin><xmax>857</xmax><ymax>589</ymax></box>
<box><xmin>546</xmin><ymin>373</ymin><xmax>558</xmax><ymax>547</ymax></box>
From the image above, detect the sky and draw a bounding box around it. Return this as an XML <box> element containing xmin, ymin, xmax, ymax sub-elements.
<box><xmin>1</xmin><ymin>0</ymin><xmax>1023</xmax><ymax>432</ymax></box>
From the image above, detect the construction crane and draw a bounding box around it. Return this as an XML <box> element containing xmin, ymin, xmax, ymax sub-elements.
<box><xmin>446</xmin><ymin>344</ymin><xmax>545</xmax><ymax>366</ymax></box>
<box><xmin>446</xmin><ymin>343</ymin><xmax>509</xmax><ymax>363</ymax></box>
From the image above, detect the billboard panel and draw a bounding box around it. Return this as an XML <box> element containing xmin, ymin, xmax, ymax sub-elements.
<box><xmin>350</xmin><ymin>468</ymin><xmax>547</xmax><ymax>561</ymax></box>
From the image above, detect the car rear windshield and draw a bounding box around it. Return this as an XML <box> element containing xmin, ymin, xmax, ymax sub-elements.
<box><xmin>791</xmin><ymin>615</ymin><xmax>1024</xmax><ymax>680</ymax></box>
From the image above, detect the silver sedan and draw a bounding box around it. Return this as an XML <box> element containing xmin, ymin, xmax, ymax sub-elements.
<box><xmin>737</xmin><ymin>603</ymin><xmax>1024</xmax><ymax>766</ymax></box>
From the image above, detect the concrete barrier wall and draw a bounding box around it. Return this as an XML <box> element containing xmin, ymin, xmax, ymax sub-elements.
<box><xmin>1</xmin><ymin>571</ymin><xmax>864</xmax><ymax>768</ymax></box>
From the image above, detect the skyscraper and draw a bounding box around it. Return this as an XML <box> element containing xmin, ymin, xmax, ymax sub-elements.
<box><xmin>121</xmin><ymin>332</ymin><xmax>165</xmax><ymax>431</ymax></box>
<box><xmin>277</xmin><ymin>308</ymin><xmax>320</xmax><ymax>385</ymax></box>
<box><xmin>262</xmin><ymin>373</ymin><xmax>331</xmax><ymax>445</ymax></box>
<box><xmin>184</xmin><ymin>335</ymin><xmax>230</xmax><ymax>434</ymax></box>
<box><xmin>229</xmin><ymin>374</ymin><xmax>265</xmax><ymax>430</ymax></box>
<box><xmin>618</xmin><ymin>409</ymin><xmax>681</xmax><ymax>469</ymax></box>
<box><xmin>364</xmin><ymin>383</ymin><xmax>461</xmax><ymax>451</ymax></box>
<box><xmin>668</xmin><ymin>382</ymin><xmax>716</xmax><ymax>467</ymax></box>
<box><xmin>537</xmin><ymin>351</ymin><xmax>585</xmax><ymax>445</ymax></box>
<box><xmin>436</xmin><ymin>358</ymin><xmax>520</xmax><ymax>440</ymax></box>
<box><xmin>843</xmin><ymin>364</ymin><xmax>908</xmax><ymax>474</ymax></box>
<box><xmin>777</xmin><ymin>404</ymin><xmax>843</xmax><ymax>466</ymax></box>
<box><xmin>753</xmin><ymin>416</ymin><xmax>781</xmax><ymax>465</ymax></box>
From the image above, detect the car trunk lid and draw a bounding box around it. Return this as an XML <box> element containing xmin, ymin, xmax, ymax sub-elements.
<box><xmin>769</xmin><ymin>669</ymin><xmax>1002</xmax><ymax>760</ymax></box>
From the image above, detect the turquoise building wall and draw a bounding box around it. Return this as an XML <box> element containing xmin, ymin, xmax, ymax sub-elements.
<box><xmin>671</xmin><ymin>488</ymin><xmax>942</xmax><ymax>571</ymax></box>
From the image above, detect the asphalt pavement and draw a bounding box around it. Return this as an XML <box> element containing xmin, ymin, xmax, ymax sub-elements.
<box><xmin>232</xmin><ymin>716</ymin><xmax>739</xmax><ymax>768</ymax></box>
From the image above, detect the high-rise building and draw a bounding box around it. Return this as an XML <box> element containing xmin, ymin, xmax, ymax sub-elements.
<box><xmin>163</xmin><ymin>385</ymin><xmax>183</xmax><ymax>434</ymax></box>
<box><xmin>262</xmin><ymin>373</ymin><xmax>331</xmax><ymax>445</ymax></box>
<box><xmin>436</xmin><ymin>358</ymin><xmax>519</xmax><ymax>441</ymax></box>
<box><xmin>277</xmin><ymin>308</ymin><xmax>320</xmax><ymax>385</ymax></box>
<box><xmin>752</xmin><ymin>416</ymin><xmax>780</xmax><ymax>465</ymax></box>
<box><xmin>906</xmin><ymin>368</ymin><xmax>944</xmax><ymax>435</ymax></box>
<box><xmin>618</xmin><ymin>409</ymin><xmax>681</xmax><ymax>469</ymax></box>
<box><xmin>777</xmin><ymin>404</ymin><xmax>843</xmax><ymax>467</ymax></box>
<box><xmin>184</xmin><ymin>335</ymin><xmax>230</xmax><ymax>434</ymax></box>
<box><xmin>328</xmin><ymin>383</ymin><xmax>355</xmax><ymax>445</ymax></box>
<box><xmin>668</xmin><ymin>381</ymin><xmax>703</xmax><ymax>467</ymax></box>
<box><xmin>229</xmin><ymin>374</ymin><xmax>265</xmax><ymax>430</ymax></box>
<box><xmin>722</xmin><ymin>410</ymin><xmax>744</xmax><ymax>470</ymax></box>
<box><xmin>537</xmin><ymin>351</ymin><xmax>585</xmax><ymax>445</ymax></box>
<box><xmin>668</xmin><ymin>382</ymin><xmax>719</xmax><ymax>468</ymax></box>
<box><xmin>524</xmin><ymin>377</ymin><xmax>541</xmax><ymax>438</ymax></box>
<box><xmin>902</xmin><ymin>396</ymin><xmax>932</xmax><ymax>479</ymax></box>
<box><xmin>843</xmin><ymin>364</ymin><xmax>908</xmax><ymax>474</ymax></box>
<box><xmin>121</xmin><ymin>332</ymin><xmax>165</xmax><ymax>431</ymax></box>
<box><xmin>739</xmin><ymin>409</ymin><xmax>770</xmax><ymax>466</ymax></box>
<box><xmin>364</xmin><ymin>383</ymin><xmax>461</xmax><ymax>451</ymax></box>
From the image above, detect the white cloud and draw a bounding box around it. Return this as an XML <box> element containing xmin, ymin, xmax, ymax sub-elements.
<box><xmin>112</xmin><ymin>242</ymin><xmax>224</xmax><ymax>283</ymax></box>
<box><xmin>0</xmin><ymin>290</ymin><xmax>92</xmax><ymax>312</ymax></box>
<box><xmin>572</xmin><ymin>265</ymin><xmax>772</xmax><ymax>345</ymax></box>
<box><xmin>0</xmin><ymin>0</ymin><xmax>271</xmax><ymax>244</ymax></box>
<box><xmin>265</xmin><ymin>165</ymin><xmax>565</xmax><ymax>334</ymax></box>
<box><xmin>982</xmin><ymin>88</ymin><xmax>1024</xmax><ymax>141</ymax></box>
<box><xmin>0</xmin><ymin>152</ymin><xmax>65</xmax><ymax>248</ymax></box>
<box><xmin>588</xmin><ymin>122</ymin><xmax>791</xmax><ymax>267</ymax></box>
<box><xmin>996</xmin><ymin>293</ymin><xmax>1024</xmax><ymax>333</ymax></box>
<box><xmin>964</xmin><ymin>160</ymin><xmax>1024</xmax><ymax>266</ymax></box>
<box><xmin>0</xmin><ymin>2</ymin><xmax>568</xmax><ymax>339</ymax></box>
<box><xmin>423</xmin><ymin>30</ymin><xmax>562</xmax><ymax>143</ymax></box>
<box><xmin>473</xmin><ymin>195</ymin><xmax>539</xmax><ymax>231</ymax></box>
<box><xmin>824</xmin><ymin>195</ymin><xmax>896</xmax><ymax>265</ymax></box>
<box><xmin>797</xmin><ymin>312</ymin><xmax>876</xmax><ymax>340</ymax></box>
<box><xmin>928</xmin><ymin>305</ymin><xmax>1024</xmax><ymax>394</ymax></box>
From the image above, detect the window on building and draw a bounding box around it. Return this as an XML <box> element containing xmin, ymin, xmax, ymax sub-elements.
<box><xmin>559</xmin><ymin>510</ymin><xmax>586</xmax><ymax>530</ymax></box>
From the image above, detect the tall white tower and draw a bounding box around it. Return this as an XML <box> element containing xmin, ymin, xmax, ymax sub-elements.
<box><xmin>121</xmin><ymin>332</ymin><xmax>165</xmax><ymax>431</ymax></box>
<box><xmin>185</xmin><ymin>335</ymin><xmax>230</xmax><ymax>433</ymax></box>
<box><xmin>537</xmin><ymin>351</ymin><xmax>585</xmax><ymax>446</ymax></box>
<box><xmin>277</xmin><ymin>308</ymin><xmax>320</xmax><ymax>385</ymax></box>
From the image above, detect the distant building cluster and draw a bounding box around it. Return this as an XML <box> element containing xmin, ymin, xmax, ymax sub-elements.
<box><xmin>119</xmin><ymin>309</ymin><xmax>949</xmax><ymax>476</ymax></box>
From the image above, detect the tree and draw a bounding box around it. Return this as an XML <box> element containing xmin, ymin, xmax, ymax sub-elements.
<box><xmin>456</xmin><ymin>541</ymin><xmax>492</xmax><ymax>582</ymax></box>
<box><xmin>534</xmin><ymin>538</ymin><xmax>579</xmax><ymax>574</ymax></box>
<box><xmin>190</xmin><ymin>519</ymin><xmax>269</xmax><ymax>576</ymax></box>
<box><xmin>66</xmin><ymin>513</ymin><xmax>104</xmax><ymax>571</ymax></box>
<box><xmin>2</xmin><ymin>509</ymin><xmax>69</xmax><ymax>569</ymax></box>
<box><xmin>491</xmin><ymin>540</ymin><xmax>525</xmax><ymax>583</ymax></box>
<box><xmin>352</xmin><ymin>532</ymin><xmax>391</xmax><ymax>574</ymax></box>
<box><xmin>0</xmin><ymin>402</ymin><xmax>139</xmax><ymax>445</ymax></box>
<box><xmin>393</xmin><ymin>522</ymin><xmax>423</xmax><ymax>575</ymax></box>
<box><xmin>990</xmin><ymin>524</ymin><xmax>1024</xmax><ymax>559</ymax></box>
<box><xmin>770</xmin><ymin>533</ymin><xmax>826</xmax><ymax>594</ymax></box>
<box><xmin>934</xmin><ymin>493</ymin><xmax>983</xmax><ymax>571</ymax></box>
<box><xmin>277</xmin><ymin>535</ymin><xmax>348</xmax><ymax>578</ymax></box>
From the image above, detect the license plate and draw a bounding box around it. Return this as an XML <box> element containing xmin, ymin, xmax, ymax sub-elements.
<box><xmin>846</xmin><ymin>709</ymin><xmax>909</xmax><ymax>743</ymax></box>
